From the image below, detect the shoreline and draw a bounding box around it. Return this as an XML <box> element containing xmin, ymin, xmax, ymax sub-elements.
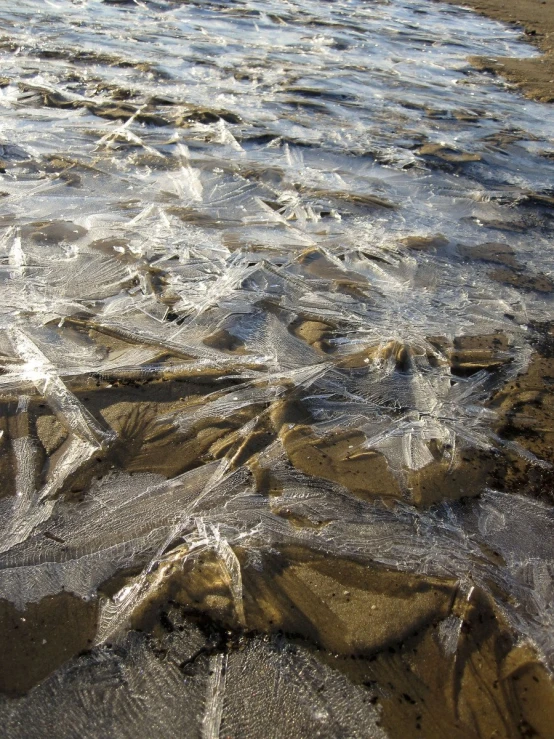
<box><xmin>440</xmin><ymin>0</ymin><xmax>554</xmax><ymax>102</ymax></box>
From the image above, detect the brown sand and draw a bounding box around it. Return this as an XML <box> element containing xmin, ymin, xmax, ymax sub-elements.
<box><xmin>1</xmin><ymin>8</ymin><xmax>554</xmax><ymax>731</ymax></box>
<box><xmin>1</xmin><ymin>290</ymin><xmax>553</xmax><ymax>735</ymax></box>
<box><xmin>130</xmin><ymin>545</ymin><xmax>554</xmax><ymax>739</ymax></box>
<box><xmin>440</xmin><ymin>0</ymin><xmax>554</xmax><ymax>101</ymax></box>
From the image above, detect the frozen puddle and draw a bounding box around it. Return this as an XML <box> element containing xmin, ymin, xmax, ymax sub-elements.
<box><xmin>0</xmin><ymin>1</ymin><xmax>553</xmax><ymax>736</ymax></box>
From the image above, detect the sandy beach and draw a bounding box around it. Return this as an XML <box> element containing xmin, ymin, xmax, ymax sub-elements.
<box><xmin>441</xmin><ymin>0</ymin><xmax>554</xmax><ymax>101</ymax></box>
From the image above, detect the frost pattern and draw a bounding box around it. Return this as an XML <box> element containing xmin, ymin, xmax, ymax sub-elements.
<box><xmin>0</xmin><ymin>627</ymin><xmax>386</xmax><ymax>739</ymax></box>
<box><xmin>0</xmin><ymin>0</ymin><xmax>553</xmax><ymax>735</ymax></box>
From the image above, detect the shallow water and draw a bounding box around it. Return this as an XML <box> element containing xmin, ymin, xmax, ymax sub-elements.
<box><xmin>0</xmin><ymin>1</ymin><xmax>553</xmax><ymax>736</ymax></box>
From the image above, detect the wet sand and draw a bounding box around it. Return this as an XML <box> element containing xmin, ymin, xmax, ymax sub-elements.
<box><xmin>441</xmin><ymin>0</ymin><xmax>554</xmax><ymax>101</ymax></box>
<box><xmin>1</xmin><ymin>278</ymin><xmax>554</xmax><ymax>737</ymax></box>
